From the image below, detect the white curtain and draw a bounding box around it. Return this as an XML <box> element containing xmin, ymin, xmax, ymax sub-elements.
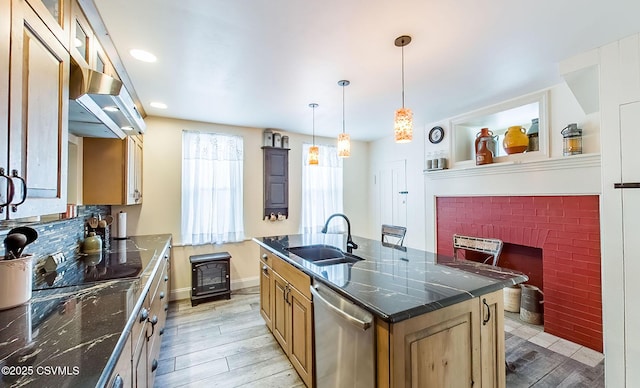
<box><xmin>181</xmin><ymin>131</ymin><xmax>245</xmax><ymax>245</ymax></box>
<box><xmin>301</xmin><ymin>143</ymin><xmax>344</xmax><ymax>234</ymax></box>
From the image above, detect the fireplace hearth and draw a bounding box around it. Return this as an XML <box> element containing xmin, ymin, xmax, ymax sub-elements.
<box><xmin>436</xmin><ymin>195</ymin><xmax>602</xmax><ymax>352</ymax></box>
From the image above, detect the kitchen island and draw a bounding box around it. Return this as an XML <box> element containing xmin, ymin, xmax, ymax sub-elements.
<box><xmin>254</xmin><ymin>234</ymin><xmax>528</xmax><ymax>388</ymax></box>
<box><xmin>0</xmin><ymin>234</ymin><xmax>172</xmax><ymax>388</ymax></box>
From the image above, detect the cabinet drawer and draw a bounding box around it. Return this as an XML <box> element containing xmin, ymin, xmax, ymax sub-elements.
<box><xmin>146</xmin><ymin>255</ymin><xmax>168</xmax><ymax>307</ymax></box>
<box><xmin>260</xmin><ymin>249</ymin><xmax>273</xmax><ymax>268</ymax></box>
<box><xmin>272</xmin><ymin>255</ymin><xmax>311</xmax><ymax>300</ymax></box>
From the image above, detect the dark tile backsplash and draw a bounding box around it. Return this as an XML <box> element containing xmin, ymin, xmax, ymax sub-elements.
<box><xmin>0</xmin><ymin>205</ymin><xmax>111</xmax><ymax>261</ymax></box>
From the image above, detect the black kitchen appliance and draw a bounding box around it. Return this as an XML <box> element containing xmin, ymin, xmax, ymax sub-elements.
<box><xmin>33</xmin><ymin>239</ymin><xmax>146</xmax><ymax>290</ymax></box>
<box><xmin>190</xmin><ymin>252</ymin><xmax>231</xmax><ymax>306</ymax></box>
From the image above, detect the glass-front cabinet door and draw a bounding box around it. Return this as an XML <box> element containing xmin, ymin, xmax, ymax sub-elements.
<box><xmin>69</xmin><ymin>0</ymin><xmax>92</xmax><ymax>67</ymax></box>
<box><xmin>24</xmin><ymin>0</ymin><xmax>70</xmax><ymax>49</ymax></box>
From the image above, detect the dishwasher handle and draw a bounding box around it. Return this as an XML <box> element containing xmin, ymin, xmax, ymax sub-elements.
<box><xmin>310</xmin><ymin>284</ymin><xmax>372</xmax><ymax>331</ymax></box>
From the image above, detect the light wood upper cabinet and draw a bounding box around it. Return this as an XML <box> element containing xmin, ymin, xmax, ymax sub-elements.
<box><xmin>3</xmin><ymin>0</ymin><xmax>68</xmax><ymax>219</ymax></box>
<box><xmin>83</xmin><ymin>135</ymin><xmax>143</xmax><ymax>205</ymax></box>
<box><xmin>69</xmin><ymin>0</ymin><xmax>115</xmax><ymax>77</ymax></box>
<box><xmin>69</xmin><ymin>0</ymin><xmax>91</xmax><ymax>67</ymax></box>
<box><xmin>0</xmin><ymin>0</ymin><xmax>10</xmax><ymax>212</ymax></box>
<box><xmin>126</xmin><ymin>135</ymin><xmax>143</xmax><ymax>204</ymax></box>
<box><xmin>24</xmin><ymin>0</ymin><xmax>71</xmax><ymax>50</ymax></box>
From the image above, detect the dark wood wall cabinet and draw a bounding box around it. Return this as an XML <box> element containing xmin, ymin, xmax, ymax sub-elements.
<box><xmin>262</xmin><ymin>146</ymin><xmax>289</xmax><ymax>219</ymax></box>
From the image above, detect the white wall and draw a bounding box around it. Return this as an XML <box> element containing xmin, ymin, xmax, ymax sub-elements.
<box><xmin>369</xmin><ymin>82</ymin><xmax>599</xmax><ymax>251</ymax></box>
<box><xmin>113</xmin><ymin>116</ymin><xmax>370</xmax><ymax>300</ymax></box>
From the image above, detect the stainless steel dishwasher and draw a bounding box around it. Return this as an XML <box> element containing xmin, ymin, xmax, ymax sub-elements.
<box><xmin>310</xmin><ymin>280</ymin><xmax>375</xmax><ymax>388</ymax></box>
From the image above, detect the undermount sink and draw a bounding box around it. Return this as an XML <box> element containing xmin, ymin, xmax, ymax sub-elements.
<box><xmin>286</xmin><ymin>244</ymin><xmax>363</xmax><ymax>266</ymax></box>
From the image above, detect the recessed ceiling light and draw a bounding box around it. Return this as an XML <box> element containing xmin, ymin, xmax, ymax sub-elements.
<box><xmin>150</xmin><ymin>102</ymin><xmax>167</xmax><ymax>109</ymax></box>
<box><xmin>130</xmin><ymin>49</ymin><xmax>157</xmax><ymax>63</ymax></box>
<box><xmin>121</xmin><ymin>126</ymin><xmax>134</xmax><ymax>131</ymax></box>
<box><xmin>104</xmin><ymin>106</ymin><xmax>120</xmax><ymax>112</ymax></box>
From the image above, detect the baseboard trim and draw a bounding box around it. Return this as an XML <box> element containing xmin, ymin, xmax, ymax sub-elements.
<box><xmin>169</xmin><ymin>276</ymin><xmax>260</xmax><ymax>302</ymax></box>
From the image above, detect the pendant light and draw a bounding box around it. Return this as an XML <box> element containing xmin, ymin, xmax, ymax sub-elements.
<box><xmin>308</xmin><ymin>103</ymin><xmax>319</xmax><ymax>165</ymax></box>
<box><xmin>337</xmin><ymin>80</ymin><xmax>351</xmax><ymax>158</ymax></box>
<box><xmin>394</xmin><ymin>35</ymin><xmax>413</xmax><ymax>143</ymax></box>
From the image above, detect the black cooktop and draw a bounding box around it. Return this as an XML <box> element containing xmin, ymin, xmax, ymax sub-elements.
<box><xmin>33</xmin><ymin>241</ymin><xmax>148</xmax><ymax>290</ymax></box>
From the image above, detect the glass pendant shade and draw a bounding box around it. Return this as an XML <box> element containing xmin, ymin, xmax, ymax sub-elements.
<box><xmin>394</xmin><ymin>107</ymin><xmax>413</xmax><ymax>143</ymax></box>
<box><xmin>308</xmin><ymin>102</ymin><xmax>319</xmax><ymax>165</ymax></box>
<box><xmin>308</xmin><ymin>145</ymin><xmax>319</xmax><ymax>165</ymax></box>
<box><xmin>337</xmin><ymin>133</ymin><xmax>351</xmax><ymax>157</ymax></box>
<box><xmin>394</xmin><ymin>35</ymin><xmax>413</xmax><ymax>143</ymax></box>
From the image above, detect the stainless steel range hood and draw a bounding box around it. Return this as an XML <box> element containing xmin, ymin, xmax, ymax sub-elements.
<box><xmin>68</xmin><ymin>63</ymin><xmax>146</xmax><ymax>139</ymax></box>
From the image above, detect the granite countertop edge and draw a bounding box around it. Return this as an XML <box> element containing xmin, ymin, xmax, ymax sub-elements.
<box><xmin>95</xmin><ymin>235</ymin><xmax>172</xmax><ymax>387</ymax></box>
<box><xmin>253</xmin><ymin>235</ymin><xmax>528</xmax><ymax>323</ymax></box>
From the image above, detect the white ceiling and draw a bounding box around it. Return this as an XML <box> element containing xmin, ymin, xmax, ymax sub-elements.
<box><xmin>93</xmin><ymin>0</ymin><xmax>640</xmax><ymax>142</ymax></box>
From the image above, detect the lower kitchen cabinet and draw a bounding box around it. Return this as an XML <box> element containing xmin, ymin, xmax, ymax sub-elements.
<box><xmin>259</xmin><ymin>248</ymin><xmax>313</xmax><ymax>387</ymax></box>
<box><xmin>376</xmin><ymin>289</ymin><xmax>505</xmax><ymax>388</ymax></box>
<box><xmin>108</xmin><ymin>334</ymin><xmax>132</xmax><ymax>388</ymax></box>
<box><xmin>259</xmin><ymin>254</ymin><xmax>273</xmax><ymax>330</ymax></box>
<box><xmin>107</xmin><ymin>241</ymin><xmax>171</xmax><ymax>388</ymax></box>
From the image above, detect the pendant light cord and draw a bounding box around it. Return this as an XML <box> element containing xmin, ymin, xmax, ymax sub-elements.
<box><xmin>312</xmin><ymin>105</ymin><xmax>316</xmax><ymax>145</ymax></box>
<box><xmin>401</xmin><ymin>43</ymin><xmax>405</xmax><ymax>109</ymax></box>
<box><xmin>342</xmin><ymin>84</ymin><xmax>346</xmax><ymax>134</ymax></box>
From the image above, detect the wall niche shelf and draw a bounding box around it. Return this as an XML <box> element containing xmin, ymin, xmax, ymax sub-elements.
<box><xmin>448</xmin><ymin>90</ymin><xmax>550</xmax><ymax>169</ymax></box>
<box><xmin>262</xmin><ymin>146</ymin><xmax>290</xmax><ymax>220</ymax></box>
<box><xmin>424</xmin><ymin>153</ymin><xmax>601</xmax><ymax>179</ymax></box>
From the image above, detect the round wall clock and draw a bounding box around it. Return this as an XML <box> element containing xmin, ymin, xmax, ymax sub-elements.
<box><xmin>428</xmin><ymin>126</ymin><xmax>444</xmax><ymax>144</ymax></box>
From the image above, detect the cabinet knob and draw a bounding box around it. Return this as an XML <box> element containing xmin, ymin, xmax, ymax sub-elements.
<box><xmin>164</xmin><ymin>275</ymin><xmax>169</xmax><ymax>282</ymax></box>
<box><xmin>164</xmin><ymin>303</ymin><xmax>169</xmax><ymax>312</ymax></box>
<box><xmin>262</xmin><ymin>265</ymin><xmax>268</xmax><ymax>274</ymax></box>
<box><xmin>262</xmin><ymin>254</ymin><xmax>268</xmax><ymax>260</ymax></box>
<box><xmin>111</xmin><ymin>375</ymin><xmax>124</xmax><ymax>388</ymax></box>
<box><xmin>151</xmin><ymin>359</ymin><xmax>158</xmax><ymax>372</ymax></box>
<box><xmin>159</xmin><ymin>291</ymin><xmax>165</xmax><ymax>300</ymax></box>
<box><xmin>149</xmin><ymin>315</ymin><xmax>158</xmax><ymax>325</ymax></box>
<box><xmin>139</xmin><ymin>308</ymin><xmax>149</xmax><ymax>322</ymax></box>
<box><xmin>159</xmin><ymin>327</ymin><xmax>165</xmax><ymax>336</ymax></box>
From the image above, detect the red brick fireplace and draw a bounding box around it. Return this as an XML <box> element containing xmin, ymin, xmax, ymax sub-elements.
<box><xmin>436</xmin><ymin>195</ymin><xmax>602</xmax><ymax>352</ymax></box>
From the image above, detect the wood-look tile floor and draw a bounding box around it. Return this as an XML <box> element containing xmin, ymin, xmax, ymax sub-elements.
<box><xmin>155</xmin><ymin>287</ymin><xmax>604</xmax><ymax>388</ymax></box>
<box><xmin>155</xmin><ymin>287</ymin><xmax>304</xmax><ymax>388</ymax></box>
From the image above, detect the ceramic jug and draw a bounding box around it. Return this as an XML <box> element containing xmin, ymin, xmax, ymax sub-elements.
<box><xmin>503</xmin><ymin>125</ymin><xmax>529</xmax><ymax>154</ymax></box>
<box><xmin>475</xmin><ymin>128</ymin><xmax>497</xmax><ymax>158</ymax></box>
<box><xmin>475</xmin><ymin>137</ymin><xmax>493</xmax><ymax>165</ymax></box>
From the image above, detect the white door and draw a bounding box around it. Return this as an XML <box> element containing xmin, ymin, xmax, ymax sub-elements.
<box><xmin>620</xmin><ymin>101</ymin><xmax>640</xmax><ymax>383</ymax></box>
<box><xmin>378</xmin><ymin>160</ymin><xmax>407</xmax><ymax>228</ymax></box>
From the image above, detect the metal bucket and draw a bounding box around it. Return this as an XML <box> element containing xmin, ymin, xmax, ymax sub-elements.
<box><xmin>520</xmin><ymin>284</ymin><xmax>543</xmax><ymax>325</ymax></box>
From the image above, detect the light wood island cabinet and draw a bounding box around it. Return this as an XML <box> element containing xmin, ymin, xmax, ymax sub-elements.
<box><xmin>259</xmin><ymin>253</ymin><xmax>505</xmax><ymax>388</ymax></box>
<box><xmin>260</xmin><ymin>248</ymin><xmax>313</xmax><ymax>388</ymax></box>
<box><xmin>376</xmin><ymin>290</ymin><xmax>504</xmax><ymax>388</ymax></box>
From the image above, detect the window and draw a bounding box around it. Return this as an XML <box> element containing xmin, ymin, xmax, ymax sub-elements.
<box><xmin>301</xmin><ymin>143</ymin><xmax>343</xmax><ymax>234</ymax></box>
<box><xmin>181</xmin><ymin>131</ymin><xmax>244</xmax><ymax>245</ymax></box>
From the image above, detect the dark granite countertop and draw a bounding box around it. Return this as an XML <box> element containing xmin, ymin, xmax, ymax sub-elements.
<box><xmin>0</xmin><ymin>234</ymin><xmax>171</xmax><ymax>388</ymax></box>
<box><xmin>254</xmin><ymin>234</ymin><xmax>528</xmax><ymax>323</ymax></box>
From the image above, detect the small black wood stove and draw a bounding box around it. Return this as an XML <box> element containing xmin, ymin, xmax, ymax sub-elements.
<box><xmin>190</xmin><ymin>252</ymin><xmax>231</xmax><ymax>306</ymax></box>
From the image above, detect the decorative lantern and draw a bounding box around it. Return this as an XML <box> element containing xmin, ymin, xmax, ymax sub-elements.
<box><xmin>561</xmin><ymin>123</ymin><xmax>582</xmax><ymax>156</ymax></box>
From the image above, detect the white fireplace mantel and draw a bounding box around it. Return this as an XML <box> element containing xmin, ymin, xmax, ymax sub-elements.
<box><xmin>423</xmin><ymin>152</ymin><xmax>601</xmax><ymax>252</ymax></box>
<box><xmin>424</xmin><ymin>153</ymin><xmax>600</xmax><ymax>180</ymax></box>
